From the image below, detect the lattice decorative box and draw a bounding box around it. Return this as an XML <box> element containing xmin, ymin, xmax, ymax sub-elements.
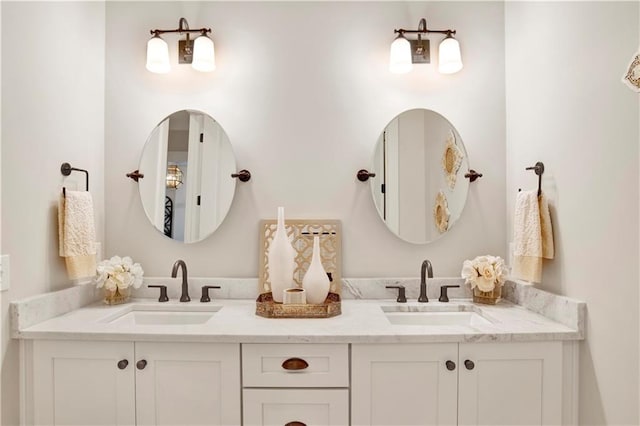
<box><xmin>257</xmin><ymin>219</ymin><xmax>342</xmax><ymax>318</ymax></box>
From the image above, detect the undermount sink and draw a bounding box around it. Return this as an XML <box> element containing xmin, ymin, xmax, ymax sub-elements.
<box><xmin>103</xmin><ymin>305</ymin><xmax>221</xmax><ymax>326</ymax></box>
<box><xmin>381</xmin><ymin>305</ymin><xmax>492</xmax><ymax>326</ymax></box>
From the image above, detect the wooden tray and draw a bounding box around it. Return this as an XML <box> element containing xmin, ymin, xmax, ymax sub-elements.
<box><xmin>255</xmin><ymin>292</ymin><xmax>341</xmax><ymax>318</ymax></box>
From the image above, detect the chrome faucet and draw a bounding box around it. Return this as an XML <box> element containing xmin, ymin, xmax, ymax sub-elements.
<box><xmin>172</xmin><ymin>260</ymin><xmax>190</xmax><ymax>302</ymax></box>
<box><xmin>418</xmin><ymin>259</ymin><xmax>433</xmax><ymax>302</ymax></box>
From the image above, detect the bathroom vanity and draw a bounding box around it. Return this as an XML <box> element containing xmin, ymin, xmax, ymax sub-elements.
<box><xmin>12</xmin><ymin>279</ymin><xmax>584</xmax><ymax>426</ymax></box>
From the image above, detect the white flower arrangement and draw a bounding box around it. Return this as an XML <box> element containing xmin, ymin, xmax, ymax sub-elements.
<box><xmin>96</xmin><ymin>256</ymin><xmax>144</xmax><ymax>291</ymax></box>
<box><xmin>461</xmin><ymin>255</ymin><xmax>506</xmax><ymax>292</ymax></box>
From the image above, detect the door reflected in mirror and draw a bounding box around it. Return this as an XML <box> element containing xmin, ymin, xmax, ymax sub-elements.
<box><xmin>370</xmin><ymin>109</ymin><xmax>469</xmax><ymax>244</ymax></box>
<box><xmin>138</xmin><ymin>110</ymin><xmax>237</xmax><ymax>243</ymax></box>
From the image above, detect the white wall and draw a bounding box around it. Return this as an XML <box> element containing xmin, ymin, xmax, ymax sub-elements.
<box><xmin>0</xmin><ymin>2</ymin><xmax>105</xmax><ymax>424</ymax></box>
<box><xmin>505</xmin><ymin>2</ymin><xmax>639</xmax><ymax>424</ymax></box>
<box><xmin>105</xmin><ymin>1</ymin><xmax>506</xmax><ymax>278</ymax></box>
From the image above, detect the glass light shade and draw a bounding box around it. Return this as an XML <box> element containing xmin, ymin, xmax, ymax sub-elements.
<box><xmin>166</xmin><ymin>165</ymin><xmax>183</xmax><ymax>189</ymax></box>
<box><xmin>192</xmin><ymin>34</ymin><xmax>216</xmax><ymax>72</ymax></box>
<box><xmin>146</xmin><ymin>35</ymin><xmax>170</xmax><ymax>74</ymax></box>
<box><xmin>389</xmin><ymin>35</ymin><xmax>412</xmax><ymax>74</ymax></box>
<box><xmin>438</xmin><ymin>36</ymin><xmax>463</xmax><ymax>74</ymax></box>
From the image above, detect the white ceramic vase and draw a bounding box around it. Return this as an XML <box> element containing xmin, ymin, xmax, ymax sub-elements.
<box><xmin>302</xmin><ymin>236</ymin><xmax>330</xmax><ymax>304</ymax></box>
<box><xmin>267</xmin><ymin>207</ymin><xmax>296</xmax><ymax>303</ymax></box>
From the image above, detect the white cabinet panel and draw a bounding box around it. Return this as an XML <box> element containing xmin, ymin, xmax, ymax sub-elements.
<box><xmin>33</xmin><ymin>340</ymin><xmax>135</xmax><ymax>426</ymax></box>
<box><xmin>458</xmin><ymin>342</ymin><xmax>563</xmax><ymax>426</ymax></box>
<box><xmin>243</xmin><ymin>389</ymin><xmax>349</xmax><ymax>426</ymax></box>
<box><xmin>135</xmin><ymin>342</ymin><xmax>240</xmax><ymax>426</ymax></box>
<box><xmin>352</xmin><ymin>343</ymin><xmax>458</xmax><ymax>426</ymax></box>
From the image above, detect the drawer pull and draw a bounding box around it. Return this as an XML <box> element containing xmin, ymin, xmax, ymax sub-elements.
<box><xmin>281</xmin><ymin>357</ymin><xmax>309</xmax><ymax>371</ymax></box>
<box><xmin>285</xmin><ymin>422</ymin><xmax>306</xmax><ymax>426</ymax></box>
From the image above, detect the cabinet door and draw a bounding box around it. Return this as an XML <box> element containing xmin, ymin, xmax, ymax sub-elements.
<box><xmin>33</xmin><ymin>340</ymin><xmax>135</xmax><ymax>426</ymax></box>
<box><xmin>458</xmin><ymin>342</ymin><xmax>563</xmax><ymax>426</ymax></box>
<box><xmin>135</xmin><ymin>342</ymin><xmax>240</xmax><ymax>426</ymax></box>
<box><xmin>352</xmin><ymin>343</ymin><xmax>458</xmax><ymax>426</ymax></box>
<box><xmin>243</xmin><ymin>389</ymin><xmax>349</xmax><ymax>426</ymax></box>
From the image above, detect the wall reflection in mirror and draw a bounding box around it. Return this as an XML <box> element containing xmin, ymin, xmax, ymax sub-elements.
<box><xmin>370</xmin><ymin>108</ymin><xmax>469</xmax><ymax>244</ymax></box>
<box><xmin>138</xmin><ymin>110</ymin><xmax>236</xmax><ymax>243</ymax></box>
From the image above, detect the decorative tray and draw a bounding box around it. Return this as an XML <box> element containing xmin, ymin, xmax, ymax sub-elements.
<box><xmin>255</xmin><ymin>292</ymin><xmax>341</xmax><ymax>319</ymax></box>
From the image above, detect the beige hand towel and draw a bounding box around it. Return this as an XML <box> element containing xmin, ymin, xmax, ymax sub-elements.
<box><xmin>58</xmin><ymin>191</ymin><xmax>97</xmax><ymax>280</ymax></box>
<box><xmin>512</xmin><ymin>190</ymin><xmax>554</xmax><ymax>283</ymax></box>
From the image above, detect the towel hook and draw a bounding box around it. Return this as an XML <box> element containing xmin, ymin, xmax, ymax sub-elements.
<box><xmin>525</xmin><ymin>161</ymin><xmax>544</xmax><ymax>197</ymax></box>
<box><xmin>61</xmin><ymin>162</ymin><xmax>89</xmax><ymax>197</ymax></box>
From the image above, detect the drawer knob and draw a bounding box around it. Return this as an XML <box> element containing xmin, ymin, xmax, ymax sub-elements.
<box><xmin>285</xmin><ymin>422</ymin><xmax>306</xmax><ymax>426</ymax></box>
<box><xmin>464</xmin><ymin>359</ymin><xmax>475</xmax><ymax>370</ymax></box>
<box><xmin>281</xmin><ymin>357</ymin><xmax>309</xmax><ymax>371</ymax></box>
<box><xmin>117</xmin><ymin>359</ymin><xmax>128</xmax><ymax>370</ymax></box>
<box><xmin>445</xmin><ymin>360</ymin><xmax>456</xmax><ymax>371</ymax></box>
<box><xmin>136</xmin><ymin>359</ymin><xmax>148</xmax><ymax>370</ymax></box>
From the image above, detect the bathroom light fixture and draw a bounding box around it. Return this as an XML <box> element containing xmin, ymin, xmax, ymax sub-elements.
<box><xmin>389</xmin><ymin>18</ymin><xmax>462</xmax><ymax>74</ymax></box>
<box><xmin>146</xmin><ymin>18</ymin><xmax>215</xmax><ymax>73</ymax></box>
<box><xmin>166</xmin><ymin>165</ymin><xmax>183</xmax><ymax>189</ymax></box>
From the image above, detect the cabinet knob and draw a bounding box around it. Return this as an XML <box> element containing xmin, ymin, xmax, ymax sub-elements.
<box><xmin>281</xmin><ymin>357</ymin><xmax>309</xmax><ymax>371</ymax></box>
<box><xmin>464</xmin><ymin>359</ymin><xmax>475</xmax><ymax>370</ymax></box>
<box><xmin>136</xmin><ymin>360</ymin><xmax>148</xmax><ymax>370</ymax></box>
<box><xmin>285</xmin><ymin>422</ymin><xmax>306</xmax><ymax>426</ymax></box>
<box><xmin>445</xmin><ymin>360</ymin><xmax>456</xmax><ymax>371</ymax></box>
<box><xmin>117</xmin><ymin>359</ymin><xmax>128</xmax><ymax>370</ymax></box>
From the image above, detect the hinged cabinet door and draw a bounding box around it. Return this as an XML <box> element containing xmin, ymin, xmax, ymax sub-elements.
<box><xmin>352</xmin><ymin>343</ymin><xmax>459</xmax><ymax>426</ymax></box>
<box><xmin>134</xmin><ymin>342</ymin><xmax>241</xmax><ymax>426</ymax></box>
<box><xmin>33</xmin><ymin>340</ymin><xmax>135</xmax><ymax>426</ymax></box>
<box><xmin>458</xmin><ymin>341</ymin><xmax>563</xmax><ymax>426</ymax></box>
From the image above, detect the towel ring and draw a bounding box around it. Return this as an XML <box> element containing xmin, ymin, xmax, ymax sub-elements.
<box><xmin>524</xmin><ymin>161</ymin><xmax>544</xmax><ymax>197</ymax></box>
<box><xmin>61</xmin><ymin>162</ymin><xmax>89</xmax><ymax>197</ymax></box>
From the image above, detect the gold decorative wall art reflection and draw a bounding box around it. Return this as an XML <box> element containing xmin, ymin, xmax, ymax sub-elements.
<box><xmin>434</xmin><ymin>191</ymin><xmax>450</xmax><ymax>233</ymax></box>
<box><xmin>442</xmin><ymin>129</ymin><xmax>463</xmax><ymax>189</ymax></box>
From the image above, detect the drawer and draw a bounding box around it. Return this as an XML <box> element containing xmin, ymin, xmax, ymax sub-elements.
<box><xmin>243</xmin><ymin>389</ymin><xmax>349</xmax><ymax>426</ymax></box>
<box><xmin>242</xmin><ymin>344</ymin><xmax>349</xmax><ymax>388</ymax></box>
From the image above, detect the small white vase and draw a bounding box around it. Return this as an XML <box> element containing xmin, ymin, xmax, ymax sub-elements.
<box><xmin>267</xmin><ymin>207</ymin><xmax>296</xmax><ymax>303</ymax></box>
<box><xmin>302</xmin><ymin>236</ymin><xmax>330</xmax><ymax>304</ymax></box>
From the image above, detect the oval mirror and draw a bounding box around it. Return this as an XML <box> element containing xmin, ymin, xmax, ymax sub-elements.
<box><xmin>138</xmin><ymin>110</ymin><xmax>237</xmax><ymax>243</ymax></box>
<box><xmin>370</xmin><ymin>108</ymin><xmax>469</xmax><ymax>244</ymax></box>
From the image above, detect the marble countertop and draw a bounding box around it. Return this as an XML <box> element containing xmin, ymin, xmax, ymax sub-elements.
<box><xmin>13</xmin><ymin>296</ymin><xmax>583</xmax><ymax>344</ymax></box>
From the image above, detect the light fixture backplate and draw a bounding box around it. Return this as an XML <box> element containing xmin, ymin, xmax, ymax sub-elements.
<box><xmin>178</xmin><ymin>39</ymin><xmax>194</xmax><ymax>64</ymax></box>
<box><xmin>410</xmin><ymin>39</ymin><xmax>430</xmax><ymax>64</ymax></box>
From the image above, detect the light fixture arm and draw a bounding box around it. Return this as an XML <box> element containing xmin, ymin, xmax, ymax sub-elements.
<box><xmin>150</xmin><ymin>17</ymin><xmax>211</xmax><ymax>37</ymax></box>
<box><xmin>394</xmin><ymin>18</ymin><xmax>456</xmax><ymax>37</ymax></box>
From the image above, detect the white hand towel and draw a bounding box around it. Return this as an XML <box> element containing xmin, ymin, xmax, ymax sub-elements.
<box><xmin>58</xmin><ymin>191</ymin><xmax>97</xmax><ymax>280</ymax></box>
<box><xmin>512</xmin><ymin>190</ymin><xmax>554</xmax><ymax>283</ymax></box>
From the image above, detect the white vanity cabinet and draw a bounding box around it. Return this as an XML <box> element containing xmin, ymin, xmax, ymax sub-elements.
<box><xmin>28</xmin><ymin>340</ymin><xmax>241</xmax><ymax>426</ymax></box>
<box><xmin>241</xmin><ymin>343</ymin><xmax>350</xmax><ymax>426</ymax></box>
<box><xmin>352</xmin><ymin>341</ymin><xmax>565</xmax><ymax>426</ymax></box>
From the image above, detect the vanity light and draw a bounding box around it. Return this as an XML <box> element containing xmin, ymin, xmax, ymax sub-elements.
<box><xmin>166</xmin><ymin>165</ymin><xmax>183</xmax><ymax>189</ymax></box>
<box><xmin>389</xmin><ymin>18</ymin><xmax>462</xmax><ymax>75</ymax></box>
<box><xmin>146</xmin><ymin>18</ymin><xmax>214</xmax><ymax>74</ymax></box>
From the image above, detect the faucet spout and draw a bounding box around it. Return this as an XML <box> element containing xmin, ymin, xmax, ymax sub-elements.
<box><xmin>418</xmin><ymin>259</ymin><xmax>432</xmax><ymax>302</ymax></box>
<box><xmin>171</xmin><ymin>260</ymin><xmax>190</xmax><ymax>302</ymax></box>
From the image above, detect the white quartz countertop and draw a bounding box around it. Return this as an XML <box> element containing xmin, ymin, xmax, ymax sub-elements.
<box><xmin>13</xmin><ymin>297</ymin><xmax>583</xmax><ymax>344</ymax></box>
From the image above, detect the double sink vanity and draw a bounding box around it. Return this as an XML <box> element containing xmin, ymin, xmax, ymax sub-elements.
<box><xmin>12</xmin><ymin>278</ymin><xmax>585</xmax><ymax>426</ymax></box>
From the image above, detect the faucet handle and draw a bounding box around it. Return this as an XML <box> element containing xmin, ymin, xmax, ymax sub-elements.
<box><xmin>148</xmin><ymin>285</ymin><xmax>169</xmax><ymax>302</ymax></box>
<box><xmin>200</xmin><ymin>285</ymin><xmax>221</xmax><ymax>303</ymax></box>
<box><xmin>438</xmin><ymin>285</ymin><xmax>460</xmax><ymax>303</ymax></box>
<box><xmin>386</xmin><ymin>285</ymin><xmax>407</xmax><ymax>303</ymax></box>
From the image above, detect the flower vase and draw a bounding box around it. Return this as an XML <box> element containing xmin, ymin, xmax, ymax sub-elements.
<box><xmin>267</xmin><ymin>207</ymin><xmax>296</xmax><ymax>303</ymax></box>
<box><xmin>303</xmin><ymin>236</ymin><xmax>330</xmax><ymax>304</ymax></box>
<box><xmin>472</xmin><ymin>285</ymin><xmax>502</xmax><ymax>305</ymax></box>
<box><xmin>103</xmin><ymin>287</ymin><xmax>131</xmax><ymax>305</ymax></box>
